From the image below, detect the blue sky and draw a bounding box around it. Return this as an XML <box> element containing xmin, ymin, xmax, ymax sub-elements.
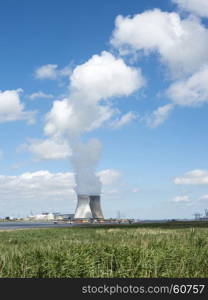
<box><xmin>1</xmin><ymin>0</ymin><xmax>208</xmax><ymax>219</ymax></box>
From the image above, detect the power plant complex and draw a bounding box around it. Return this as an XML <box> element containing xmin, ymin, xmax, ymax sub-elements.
<box><xmin>74</xmin><ymin>194</ymin><xmax>104</xmax><ymax>219</ymax></box>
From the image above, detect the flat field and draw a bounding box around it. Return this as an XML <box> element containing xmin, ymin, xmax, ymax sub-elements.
<box><xmin>0</xmin><ymin>222</ymin><xmax>207</xmax><ymax>278</ymax></box>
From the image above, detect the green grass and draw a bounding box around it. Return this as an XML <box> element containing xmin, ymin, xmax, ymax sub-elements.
<box><xmin>0</xmin><ymin>222</ymin><xmax>207</xmax><ymax>278</ymax></box>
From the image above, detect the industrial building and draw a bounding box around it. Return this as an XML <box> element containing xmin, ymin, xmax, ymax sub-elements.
<box><xmin>25</xmin><ymin>212</ymin><xmax>74</xmax><ymax>221</ymax></box>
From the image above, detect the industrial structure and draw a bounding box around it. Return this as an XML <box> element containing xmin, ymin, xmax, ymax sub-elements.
<box><xmin>193</xmin><ymin>209</ymin><xmax>208</xmax><ymax>221</ymax></box>
<box><xmin>25</xmin><ymin>212</ymin><xmax>74</xmax><ymax>221</ymax></box>
<box><xmin>200</xmin><ymin>209</ymin><xmax>208</xmax><ymax>221</ymax></box>
<box><xmin>74</xmin><ymin>194</ymin><xmax>104</xmax><ymax>219</ymax></box>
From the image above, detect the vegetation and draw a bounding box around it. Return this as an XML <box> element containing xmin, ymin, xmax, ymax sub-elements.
<box><xmin>0</xmin><ymin>222</ymin><xmax>207</xmax><ymax>278</ymax></box>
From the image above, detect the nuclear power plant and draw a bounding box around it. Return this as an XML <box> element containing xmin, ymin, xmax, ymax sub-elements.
<box><xmin>74</xmin><ymin>194</ymin><xmax>104</xmax><ymax>219</ymax></box>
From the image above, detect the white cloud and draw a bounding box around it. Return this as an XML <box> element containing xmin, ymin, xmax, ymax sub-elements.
<box><xmin>145</xmin><ymin>104</ymin><xmax>174</xmax><ymax>128</ymax></box>
<box><xmin>44</xmin><ymin>51</ymin><xmax>145</xmax><ymax>137</ymax></box>
<box><xmin>44</xmin><ymin>98</ymin><xmax>115</xmax><ymax>137</ymax></box>
<box><xmin>70</xmin><ymin>51</ymin><xmax>145</xmax><ymax>100</ymax></box>
<box><xmin>0</xmin><ymin>168</ymin><xmax>121</xmax><ymax>216</ymax></box>
<box><xmin>0</xmin><ymin>171</ymin><xmax>76</xmax><ymax>215</ymax></box>
<box><xmin>97</xmin><ymin>169</ymin><xmax>121</xmax><ymax>185</ymax></box>
<box><xmin>20</xmin><ymin>138</ymin><xmax>72</xmax><ymax>160</ymax></box>
<box><xmin>35</xmin><ymin>64</ymin><xmax>58</xmax><ymax>80</ymax></box>
<box><xmin>173</xmin><ymin>195</ymin><xmax>190</xmax><ymax>202</ymax></box>
<box><xmin>58</xmin><ymin>65</ymin><xmax>72</xmax><ymax>77</ymax></box>
<box><xmin>110</xmin><ymin>112</ymin><xmax>136</xmax><ymax>129</ymax></box>
<box><xmin>111</xmin><ymin>9</ymin><xmax>208</xmax><ymax>77</ymax></box>
<box><xmin>172</xmin><ymin>0</ymin><xmax>208</xmax><ymax>18</ymax></box>
<box><xmin>167</xmin><ymin>65</ymin><xmax>208</xmax><ymax>106</ymax></box>
<box><xmin>0</xmin><ymin>169</ymin><xmax>119</xmax><ymax>197</ymax></box>
<box><xmin>0</xmin><ymin>170</ymin><xmax>75</xmax><ymax>193</ymax></box>
<box><xmin>174</xmin><ymin>169</ymin><xmax>208</xmax><ymax>185</ymax></box>
<box><xmin>110</xmin><ymin>9</ymin><xmax>208</xmax><ymax>126</ymax></box>
<box><xmin>0</xmin><ymin>89</ymin><xmax>36</xmax><ymax>124</ymax></box>
<box><xmin>28</xmin><ymin>91</ymin><xmax>53</xmax><ymax>100</ymax></box>
<box><xmin>35</xmin><ymin>64</ymin><xmax>71</xmax><ymax>80</ymax></box>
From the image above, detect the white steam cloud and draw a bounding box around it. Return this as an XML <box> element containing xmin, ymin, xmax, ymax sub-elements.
<box><xmin>70</xmin><ymin>139</ymin><xmax>102</xmax><ymax>195</ymax></box>
<box><xmin>44</xmin><ymin>51</ymin><xmax>144</xmax><ymax>137</ymax></box>
<box><xmin>44</xmin><ymin>51</ymin><xmax>144</xmax><ymax>195</ymax></box>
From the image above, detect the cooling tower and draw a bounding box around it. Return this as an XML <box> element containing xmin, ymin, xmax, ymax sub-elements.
<box><xmin>74</xmin><ymin>194</ymin><xmax>92</xmax><ymax>219</ymax></box>
<box><xmin>89</xmin><ymin>195</ymin><xmax>104</xmax><ymax>219</ymax></box>
<box><xmin>74</xmin><ymin>194</ymin><xmax>104</xmax><ymax>219</ymax></box>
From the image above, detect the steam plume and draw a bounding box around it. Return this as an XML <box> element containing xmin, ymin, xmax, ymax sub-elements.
<box><xmin>44</xmin><ymin>51</ymin><xmax>144</xmax><ymax>196</ymax></box>
<box><xmin>70</xmin><ymin>139</ymin><xmax>102</xmax><ymax>195</ymax></box>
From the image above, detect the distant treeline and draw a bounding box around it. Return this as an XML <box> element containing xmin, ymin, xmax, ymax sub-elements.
<box><xmin>79</xmin><ymin>220</ymin><xmax>208</xmax><ymax>230</ymax></box>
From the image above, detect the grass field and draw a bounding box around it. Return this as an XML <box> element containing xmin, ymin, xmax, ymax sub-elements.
<box><xmin>0</xmin><ymin>222</ymin><xmax>207</xmax><ymax>278</ymax></box>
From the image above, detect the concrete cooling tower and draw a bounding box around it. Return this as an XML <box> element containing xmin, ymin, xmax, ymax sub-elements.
<box><xmin>74</xmin><ymin>194</ymin><xmax>104</xmax><ymax>219</ymax></box>
<box><xmin>89</xmin><ymin>195</ymin><xmax>104</xmax><ymax>219</ymax></box>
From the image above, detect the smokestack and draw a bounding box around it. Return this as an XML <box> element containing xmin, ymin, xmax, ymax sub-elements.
<box><xmin>74</xmin><ymin>194</ymin><xmax>104</xmax><ymax>219</ymax></box>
